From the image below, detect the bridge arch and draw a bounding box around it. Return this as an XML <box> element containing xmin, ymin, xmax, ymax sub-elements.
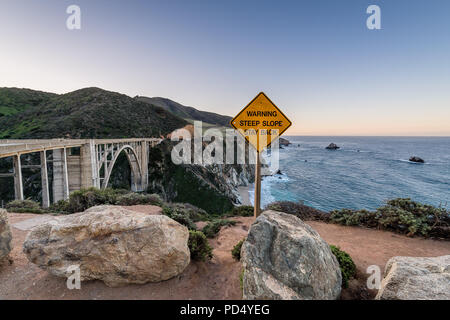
<box><xmin>101</xmin><ymin>144</ymin><xmax>143</xmax><ymax>191</ymax></box>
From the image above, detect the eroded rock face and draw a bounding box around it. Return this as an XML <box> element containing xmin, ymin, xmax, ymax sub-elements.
<box><xmin>376</xmin><ymin>255</ymin><xmax>450</xmax><ymax>300</ymax></box>
<box><xmin>0</xmin><ymin>209</ymin><xmax>12</xmax><ymax>262</ymax></box>
<box><xmin>23</xmin><ymin>205</ymin><xmax>190</xmax><ymax>287</ymax></box>
<box><xmin>241</xmin><ymin>210</ymin><xmax>342</xmax><ymax>300</ymax></box>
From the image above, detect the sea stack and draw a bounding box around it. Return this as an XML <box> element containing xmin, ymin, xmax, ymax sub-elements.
<box><xmin>279</xmin><ymin>137</ymin><xmax>290</xmax><ymax>146</ymax></box>
<box><xmin>409</xmin><ymin>156</ymin><xmax>425</xmax><ymax>163</ymax></box>
<box><xmin>326</xmin><ymin>143</ymin><xmax>340</xmax><ymax>150</ymax></box>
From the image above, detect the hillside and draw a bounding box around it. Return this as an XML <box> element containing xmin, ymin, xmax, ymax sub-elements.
<box><xmin>0</xmin><ymin>88</ymin><xmax>187</xmax><ymax>139</ymax></box>
<box><xmin>0</xmin><ymin>88</ymin><xmax>56</xmax><ymax>118</ymax></box>
<box><xmin>136</xmin><ymin>96</ymin><xmax>232</xmax><ymax>127</ymax></box>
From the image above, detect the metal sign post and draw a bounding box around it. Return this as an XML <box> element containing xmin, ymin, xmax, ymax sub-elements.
<box><xmin>231</xmin><ymin>92</ymin><xmax>292</xmax><ymax>218</ymax></box>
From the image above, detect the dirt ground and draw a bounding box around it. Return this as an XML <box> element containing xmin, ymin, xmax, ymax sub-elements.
<box><xmin>0</xmin><ymin>207</ymin><xmax>449</xmax><ymax>300</ymax></box>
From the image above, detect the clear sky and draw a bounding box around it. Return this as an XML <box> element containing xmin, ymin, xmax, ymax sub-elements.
<box><xmin>1</xmin><ymin>0</ymin><xmax>449</xmax><ymax>135</ymax></box>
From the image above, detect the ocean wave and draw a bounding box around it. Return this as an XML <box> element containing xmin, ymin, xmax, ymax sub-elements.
<box><xmin>248</xmin><ymin>172</ymin><xmax>290</xmax><ymax>207</ymax></box>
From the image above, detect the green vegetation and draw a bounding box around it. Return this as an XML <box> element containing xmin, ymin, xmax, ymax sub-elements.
<box><xmin>231</xmin><ymin>238</ymin><xmax>245</xmax><ymax>261</ymax></box>
<box><xmin>0</xmin><ymin>87</ymin><xmax>187</xmax><ymax>139</ymax></box>
<box><xmin>202</xmin><ymin>219</ymin><xmax>237</xmax><ymax>238</ymax></box>
<box><xmin>330</xmin><ymin>245</ymin><xmax>356</xmax><ymax>288</ymax></box>
<box><xmin>5</xmin><ymin>199</ymin><xmax>46</xmax><ymax>214</ymax></box>
<box><xmin>188</xmin><ymin>230</ymin><xmax>213</xmax><ymax>261</ymax></box>
<box><xmin>0</xmin><ymin>87</ymin><xmax>56</xmax><ymax>118</ymax></box>
<box><xmin>163</xmin><ymin>203</ymin><xmax>209</xmax><ymax>222</ymax></box>
<box><xmin>163</xmin><ymin>206</ymin><xmax>197</xmax><ymax>230</ymax></box>
<box><xmin>171</xmin><ymin>166</ymin><xmax>234</xmax><ymax>214</ymax></box>
<box><xmin>62</xmin><ymin>188</ymin><xmax>125</xmax><ymax>213</ymax></box>
<box><xmin>136</xmin><ymin>96</ymin><xmax>232</xmax><ymax>127</ymax></box>
<box><xmin>266</xmin><ymin>198</ymin><xmax>449</xmax><ymax>239</ymax></box>
<box><xmin>265</xmin><ymin>201</ymin><xmax>328</xmax><ymax>221</ymax></box>
<box><xmin>45</xmin><ymin>188</ymin><xmax>163</xmax><ymax>214</ymax></box>
<box><xmin>115</xmin><ymin>193</ymin><xmax>163</xmax><ymax>206</ymax></box>
<box><xmin>329</xmin><ymin>198</ymin><xmax>450</xmax><ymax>238</ymax></box>
<box><xmin>231</xmin><ymin>205</ymin><xmax>254</xmax><ymax>217</ymax></box>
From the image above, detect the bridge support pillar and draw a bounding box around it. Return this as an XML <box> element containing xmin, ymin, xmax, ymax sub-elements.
<box><xmin>80</xmin><ymin>140</ymin><xmax>98</xmax><ymax>189</ymax></box>
<box><xmin>40</xmin><ymin>150</ymin><xmax>50</xmax><ymax>208</ymax></box>
<box><xmin>53</xmin><ymin>149</ymin><xmax>70</xmax><ymax>202</ymax></box>
<box><xmin>140</xmin><ymin>142</ymin><xmax>149</xmax><ymax>191</ymax></box>
<box><xmin>13</xmin><ymin>154</ymin><xmax>24</xmax><ymax>201</ymax></box>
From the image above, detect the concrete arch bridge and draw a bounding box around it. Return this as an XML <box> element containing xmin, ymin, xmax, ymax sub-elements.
<box><xmin>0</xmin><ymin>138</ymin><xmax>162</xmax><ymax>207</ymax></box>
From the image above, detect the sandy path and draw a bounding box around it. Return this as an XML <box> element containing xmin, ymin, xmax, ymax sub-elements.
<box><xmin>307</xmin><ymin>221</ymin><xmax>450</xmax><ymax>274</ymax></box>
<box><xmin>0</xmin><ymin>208</ymin><xmax>448</xmax><ymax>300</ymax></box>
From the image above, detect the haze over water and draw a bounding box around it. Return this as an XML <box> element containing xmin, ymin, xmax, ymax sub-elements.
<box><xmin>250</xmin><ymin>137</ymin><xmax>450</xmax><ymax>212</ymax></box>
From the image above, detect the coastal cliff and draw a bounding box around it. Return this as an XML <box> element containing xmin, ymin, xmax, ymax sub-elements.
<box><xmin>146</xmin><ymin>140</ymin><xmax>254</xmax><ymax>214</ymax></box>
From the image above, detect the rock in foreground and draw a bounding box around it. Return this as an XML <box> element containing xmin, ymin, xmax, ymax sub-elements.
<box><xmin>241</xmin><ymin>210</ymin><xmax>342</xmax><ymax>300</ymax></box>
<box><xmin>0</xmin><ymin>209</ymin><xmax>12</xmax><ymax>263</ymax></box>
<box><xmin>23</xmin><ymin>205</ymin><xmax>190</xmax><ymax>287</ymax></box>
<box><xmin>376</xmin><ymin>255</ymin><xmax>450</xmax><ymax>300</ymax></box>
<box><xmin>326</xmin><ymin>143</ymin><xmax>340</xmax><ymax>150</ymax></box>
<box><xmin>409</xmin><ymin>156</ymin><xmax>425</xmax><ymax>163</ymax></box>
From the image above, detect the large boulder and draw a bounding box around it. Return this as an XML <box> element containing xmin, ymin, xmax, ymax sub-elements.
<box><xmin>376</xmin><ymin>255</ymin><xmax>450</xmax><ymax>300</ymax></box>
<box><xmin>0</xmin><ymin>209</ymin><xmax>12</xmax><ymax>263</ymax></box>
<box><xmin>241</xmin><ymin>210</ymin><xmax>342</xmax><ymax>300</ymax></box>
<box><xmin>23</xmin><ymin>205</ymin><xmax>190</xmax><ymax>287</ymax></box>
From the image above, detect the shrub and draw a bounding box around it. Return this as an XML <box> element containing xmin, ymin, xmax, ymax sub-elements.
<box><xmin>116</xmin><ymin>193</ymin><xmax>163</xmax><ymax>206</ymax></box>
<box><xmin>266</xmin><ymin>201</ymin><xmax>328</xmax><ymax>221</ymax></box>
<box><xmin>231</xmin><ymin>205</ymin><xmax>254</xmax><ymax>217</ymax></box>
<box><xmin>49</xmin><ymin>200</ymin><xmax>70</xmax><ymax>214</ymax></box>
<box><xmin>66</xmin><ymin>187</ymin><xmax>120</xmax><ymax>213</ymax></box>
<box><xmin>231</xmin><ymin>238</ymin><xmax>245</xmax><ymax>261</ymax></box>
<box><xmin>163</xmin><ymin>206</ymin><xmax>197</xmax><ymax>230</ymax></box>
<box><xmin>5</xmin><ymin>199</ymin><xmax>45</xmax><ymax>214</ymax></box>
<box><xmin>202</xmin><ymin>219</ymin><xmax>236</xmax><ymax>238</ymax></box>
<box><xmin>329</xmin><ymin>198</ymin><xmax>449</xmax><ymax>238</ymax></box>
<box><xmin>164</xmin><ymin>202</ymin><xmax>209</xmax><ymax>222</ymax></box>
<box><xmin>188</xmin><ymin>230</ymin><xmax>213</xmax><ymax>261</ymax></box>
<box><xmin>330</xmin><ymin>245</ymin><xmax>356</xmax><ymax>288</ymax></box>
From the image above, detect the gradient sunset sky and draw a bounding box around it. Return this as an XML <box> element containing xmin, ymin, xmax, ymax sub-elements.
<box><xmin>1</xmin><ymin>0</ymin><xmax>449</xmax><ymax>136</ymax></box>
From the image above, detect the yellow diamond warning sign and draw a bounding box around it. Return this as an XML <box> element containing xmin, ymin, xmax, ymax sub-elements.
<box><xmin>230</xmin><ymin>92</ymin><xmax>292</xmax><ymax>152</ymax></box>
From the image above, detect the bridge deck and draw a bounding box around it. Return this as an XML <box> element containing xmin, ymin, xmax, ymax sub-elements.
<box><xmin>0</xmin><ymin>138</ymin><xmax>162</xmax><ymax>158</ymax></box>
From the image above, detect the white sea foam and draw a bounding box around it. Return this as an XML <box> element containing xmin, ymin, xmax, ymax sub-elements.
<box><xmin>248</xmin><ymin>173</ymin><xmax>290</xmax><ymax>207</ymax></box>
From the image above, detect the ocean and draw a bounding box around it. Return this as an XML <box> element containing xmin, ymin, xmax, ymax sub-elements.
<box><xmin>249</xmin><ymin>136</ymin><xmax>450</xmax><ymax>212</ymax></box>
